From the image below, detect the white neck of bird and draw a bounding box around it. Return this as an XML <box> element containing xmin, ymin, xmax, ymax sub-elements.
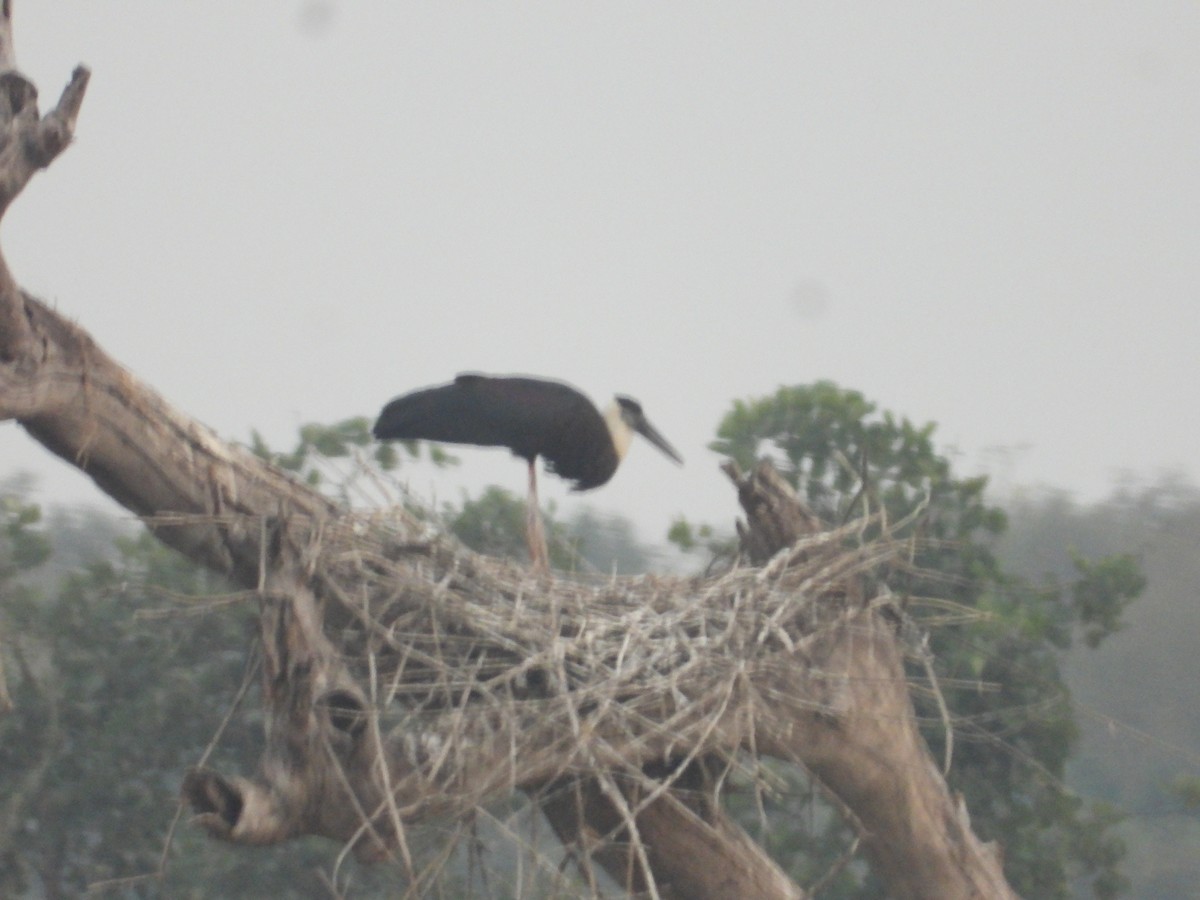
<box><xmin>604</xmin><ymin>401</ymin><xmax>633</xmax><ymax>461</ymax></box>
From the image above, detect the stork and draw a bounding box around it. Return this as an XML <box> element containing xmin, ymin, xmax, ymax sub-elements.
<box><xmin>372</xmin><ymin>374</ymin><xmax>683</xmax><ymax>569</ymax></box>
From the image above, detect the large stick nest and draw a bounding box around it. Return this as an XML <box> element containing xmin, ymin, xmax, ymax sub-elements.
<box><xmin>174</xmin><ymin>461</ymin><xmax>951</xmax><ymax>899</ymax></box>
<box><xmin>300</xmin><ymin>498</ymin><xmax>915</xmax><ymax>823</ymax></box>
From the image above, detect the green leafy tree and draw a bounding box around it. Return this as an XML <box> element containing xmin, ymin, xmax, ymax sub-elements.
<box><xmin>698</xmin><ymin>381</ymin><xmax>1143</xmax><ymax>899</ymax></box>
<box><xmin>1170</xmin><ymin>776</ymin><xmax>1200</xmax><ymax>813</ymax></box>
<box><xmin>449</xmin><ymin>486</ymin><xmax>656</xmax><ymax>574</ymax></box>
<box><xmin>0</xmin><ymin>484</ymin><xmax>407</xmax><ymax>898</ymax></box>
<box><xmin>448</xmin><ymin>486</ymin><xmax>554</xmax><ymax>564</ymax></box>
<box><xmin>0</xmin><ymin>488</ymin><xmax>53</xmax><ymax>715</ymax></box>
<box><xmin>564</xmin><ymin>507</ymin><xmax>655</xmax><ymax>574</ymax></box>
<box><xmin>1000</xmin><ymin>479</ymin><xmax>1200</xmax><ymax>897</ymax></box>
<box><xmin>248</xmin><ymin>416</ymin><xmax>415</xmax><ymax>494</ymax></box>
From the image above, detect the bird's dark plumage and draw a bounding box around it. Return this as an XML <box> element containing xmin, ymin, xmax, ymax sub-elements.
<box><xmin>372</xmin><ymin>374</ymin><xmax>620</xmax><ymax>490</ymax></box>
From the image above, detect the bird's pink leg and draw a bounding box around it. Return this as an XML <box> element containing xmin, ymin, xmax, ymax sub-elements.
<box><xmin>526</xmin><ymin>459</ymin><xmax>549</xmax><ymax>571</ymax></box>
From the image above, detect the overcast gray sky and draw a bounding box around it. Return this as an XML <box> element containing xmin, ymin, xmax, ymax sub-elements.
<box><xmin>3</xmin><ymin>3</ymin><xmax>1198</xmax><ymax>546</ymax></box>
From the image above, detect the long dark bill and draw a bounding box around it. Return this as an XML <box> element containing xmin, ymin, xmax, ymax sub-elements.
<box><xmin>634</xmin><ymin>416</ymin><xmax>684</xmax><ymax>465</ymax></box>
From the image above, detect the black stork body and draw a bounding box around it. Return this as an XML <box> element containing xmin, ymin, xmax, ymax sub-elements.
<box><xmin>372</xmin><ymin>374</ymin><xmax>683</xmax><ymax>569</ymax></box>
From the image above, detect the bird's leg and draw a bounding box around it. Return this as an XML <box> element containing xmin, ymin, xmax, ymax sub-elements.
<box><xmin>526</xmin><ymin>459</ymin><xmax>549</xmax><ymax>572</ymax></box>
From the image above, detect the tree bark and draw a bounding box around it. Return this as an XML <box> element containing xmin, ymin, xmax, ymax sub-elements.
<box><xmin>724</xmin><ymin>460</ymin><xmax>1014</xmax><ymax>898</ymax></box>
<box><xmin>537</xmin><ymin>770</ymin><xmax>805</xmax><ymax>900</ymax></box>
<box><xmin>0</xmin><ymin>16</ymin><xmax>1018</xmax><ymax>900</ymax></box>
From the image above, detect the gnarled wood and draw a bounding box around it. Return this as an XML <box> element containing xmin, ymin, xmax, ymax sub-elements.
<box><xmin>539</xmin><ymin>771</ymin><xmax>805</xmax><ymax>900</ymax></box>
<box><xmin>724</xmin><ymin>459</ymin><xmax>823</xmax><ymax>565</ymax></box>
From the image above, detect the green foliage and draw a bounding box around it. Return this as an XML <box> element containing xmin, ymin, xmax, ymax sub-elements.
<box><xmin>448</xmin><ymin>485</ymin><xmax>546</xmax><ymax>563</ymax></box>
<box><xmin>702</xmin><ymin>381</ymin><xmax>1144</xmax><ymax>899</ymax></box>
<box><xmin>1169</xmin><ymin>775</ymin><xmax>1200</xmax><ymax>812</ymax></box>
<box><xmin>248</xmin><ymin>416</ymin><xmax>451</xmax><ymax>489</ymax></box>
<box><xmin>667</xmin><ymin>515</ymin><xmax>733</xmax><ymax>561</ymax></box>
<box><xmin>1</xmin><ymin>493</ymin><xmax>51</xmax><ymax>576</ymax></box>
<box><xmin>999</xmin><ymin>480</ymin><xmax>1200</xmax><ymax>896</ymax></box>
<box><xmin>1</xmin><ymin>497</ymin><xmax>51</xmax><ymax>666</ymax></box>
<box><xmin>1068</xmin><ymin>803</ymin><xmax>1130</xmax><ymax>900</ymax></box>
<box><xmin>564</xmin><ymin>507</ymin><xmax>655</xmax><ymax>575</ymax></box>
<box><xmin>710</xmin><ymin>381</ymin><xmax>969</xmax><ymax>522</ymax></box>
<box><xmin>1070</xmin><ymin>552</ymin><xmax>1145</xmax><ymax>648</ymax></box>
<box><xmin>0</xmin><ymin>486</ymin><xmax>404</xmax><ymax>898</ymax></box>
<box><xmin>666</xmin><ymin>515</ymin><xmax>699</xmax><ymax>551</ymax></box>
<box><xmin>449</xmin><ymin>487</ymin><xmax>655</xmax><ymax>574</ymax></box>
<box><xmin>0</xmin><ymin>430</ymin><xmax>657</xmax><ymax>896</ymax></box>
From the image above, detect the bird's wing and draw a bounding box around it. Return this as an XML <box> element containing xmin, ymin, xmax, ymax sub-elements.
<box><xmin>502</xmin><ymin>379</ymin><xmax>618</xmax><ymax>490</ymax></box>
<box><xmin>373</xmin><ymin>376</ymin><xmax>616</xmax><ymax>489</ymax></box>
<box><xmin>373</xmin><ymin>377</ymin><xmax>511</xmax><ymax>447</ymax></box>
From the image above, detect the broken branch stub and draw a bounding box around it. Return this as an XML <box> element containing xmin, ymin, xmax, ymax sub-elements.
<box><xmin>0</xmin><ymin>44</ymin><xmax>89</xmax><ymax>365</ymax></box>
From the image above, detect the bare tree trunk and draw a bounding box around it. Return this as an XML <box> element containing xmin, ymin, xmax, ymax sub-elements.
<box><xmin>0</xmin><ymin>12</ymin><xmax>1018</xmax><ymax>899</ymax></box>
<box><xmin>538</xmin><ymin>771</ymin><xmax>805</xmax><ymax>900</ymax></box>
<box><xmin>725</xmin><ymin>461</ymin><xmax>1015</xmax><ymax>898</ymax></box>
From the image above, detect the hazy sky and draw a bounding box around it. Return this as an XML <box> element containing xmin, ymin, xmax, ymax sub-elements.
<box><xmin>3</xmin><ymin>3</ymin><xmax>1198</xmax><ymax>547</ymax></box>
